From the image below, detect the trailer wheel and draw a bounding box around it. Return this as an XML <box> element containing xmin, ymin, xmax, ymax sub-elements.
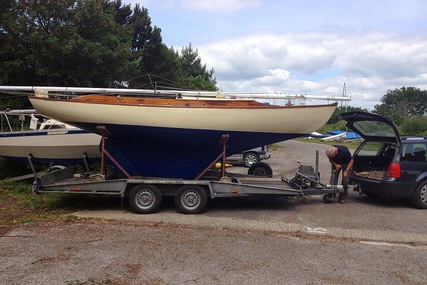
<box><xmin>129</xmin><ymin>185</ymin><xmax>162</xmax><ymax>214</ymax></box>
<box><xmin>175</xmin><ymin>186</ymin><xmax>207</xmax><ymax>214</ymax></box>
<box><xmin>248</xmin><ymin>162</ymin><xmax>273</xmax><ymax>177</ymax></box>
<box><xmin>48</xmin><ymin>165</ymin><xmax>65</xmax><ymax>172</ymax></box>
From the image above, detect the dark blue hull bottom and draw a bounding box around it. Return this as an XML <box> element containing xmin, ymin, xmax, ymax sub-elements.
<box><xmin>78</xmin><ymin>123</ymin><xmax>304</xmax><ymax>178</ymax></box>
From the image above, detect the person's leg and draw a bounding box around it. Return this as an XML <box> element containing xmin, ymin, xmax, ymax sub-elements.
<box><xmin>338</xmin><ymin>164</ymin><xmax>349</xmax><ymax>203</ymax></box>
<box><xmin>331</xmin><ymin>167</ymin><xmax>340</xmax><ymax>185</ymax></box>
<box><xmin>325</xmin><ymin>166</ymin><xmax>340</xmax><ymax>202</ymax></box>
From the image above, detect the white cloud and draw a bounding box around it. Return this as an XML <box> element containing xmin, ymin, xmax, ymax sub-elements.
<box><xmin>195</xmin><ymin>29</ymin><xmax>427</xmax><ymax>109</ymax></box>
<box><xmin>125</xmin><ymin>0</ymin><xmax>427</xmax><ymax>110</ymax></box>
<box><xmin>135</xmin><ymin>0</ymin><xmax>262</xmax><ymax>13</ymax></box>
<box><xmin>180</xmin><ymin>0</ymin><xmax>261</xmax><ymax>13</ymax></box>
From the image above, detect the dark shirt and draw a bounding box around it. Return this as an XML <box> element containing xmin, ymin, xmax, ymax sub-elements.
<box><xmin>332</xmin><ymin>145</ymin><xmax>352</xmax><ymax>165</ymax></box>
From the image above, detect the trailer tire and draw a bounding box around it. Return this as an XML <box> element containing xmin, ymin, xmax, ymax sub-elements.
<box><xmin>175</xmin><ymin>186</ymin><xmax>207</xmax><ymax>214</ymax></box>
<box><xmin>48</xmin><ymin>165</ymin><xmax>66</xmax><ymax>172</ymax></box>
<box><xmin>248</xmin><ymin>162</ymin><xmax>273</xmax><ymax>177</ymax></box>
<box><xmin>129</xmin><ymin>185</ymin><xmax>162</xmax><ymax>214</ymax></box>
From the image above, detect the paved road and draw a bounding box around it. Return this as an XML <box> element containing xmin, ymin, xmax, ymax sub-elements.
<box><xmin>3</xmin><ymin>140</ymin><xmax>427</xmax><ymax>285</ymax></box>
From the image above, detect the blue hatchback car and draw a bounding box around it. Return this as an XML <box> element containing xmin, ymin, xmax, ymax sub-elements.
<box><xmin>341</xmin><ymin>112</ymin><xmax>427</xmax><ymax>209</ymax></box>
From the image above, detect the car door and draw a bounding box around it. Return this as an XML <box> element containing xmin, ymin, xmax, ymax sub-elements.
<box><xmin>400</xmin><ymin>141</ymin><xmax>427</xmax><ymax>183</ymax></box>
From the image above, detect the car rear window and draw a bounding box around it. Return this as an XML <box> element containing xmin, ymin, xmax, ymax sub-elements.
<box><xmin>351</xmin><ymin>120</ymin><xmax>396</xmax><ymax>138</ymax></box>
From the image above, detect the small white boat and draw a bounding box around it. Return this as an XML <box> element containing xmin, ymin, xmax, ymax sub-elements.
<box><xmin>321</xmin><ymin>132</ymin><xmax>347</xmax><ymax>142</ymax></box>
<box><xmin>0</xmin><ymin>110</ymin><xmax>101</xmax><ymax>165</ymax></box>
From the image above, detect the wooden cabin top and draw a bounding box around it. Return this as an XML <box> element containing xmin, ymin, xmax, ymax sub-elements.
<box><xmin>68</xmin><ymin>94</ymin><xmax>336</xmax><ymax>109</ymax></box>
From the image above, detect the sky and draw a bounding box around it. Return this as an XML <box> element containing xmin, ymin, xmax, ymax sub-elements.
<box><xmin>124</xmin><ymin>0</ymin><xmax>427</xmax><ymax>110</ymax></box>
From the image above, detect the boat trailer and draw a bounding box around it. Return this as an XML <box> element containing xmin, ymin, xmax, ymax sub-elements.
<box><xmin>29</xmin><ymin>131</ymin><xmax>349</xmax><ymax>214</ymax></box>
<box><xmin>31</xmin><ymin>148</ymin><xmax>346</xmax><ymax>214</ymax></box>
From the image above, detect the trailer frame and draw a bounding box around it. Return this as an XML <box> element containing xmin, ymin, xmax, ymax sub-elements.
<box><xmin>28</xmin><ymin>130</ymin><xmax>348</xmax><ymax>214</ymax></box>
<box><xmin>31</xmin><ymin>150</ymin><xmax>346</xmax><ymax>214</ymax></box>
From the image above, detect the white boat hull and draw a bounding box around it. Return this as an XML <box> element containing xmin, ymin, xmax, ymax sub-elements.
<box><xmin>29</xmin><ymin>97</ymin><xmax>335</xmax><ymax>134</ymax></box>
<box><xmin>29</xmin><ymin>96</ymin><xmax>337</xmax><ymax>178</ymax></box>
<box><xmin>0</xmin><ymin>129</ymin><xmax>101</xmax><ymax>164</ymax></box>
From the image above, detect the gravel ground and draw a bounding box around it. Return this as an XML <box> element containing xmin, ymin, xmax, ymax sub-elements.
<box><xmin>2</xmin><ymin>221</ymin><xmax>426</xmax><ymax>285</ymax></box>
<box><xmin>1</xmin><ymin>140</ymin><xmax>427</xmax><ymax>285</ymax></box>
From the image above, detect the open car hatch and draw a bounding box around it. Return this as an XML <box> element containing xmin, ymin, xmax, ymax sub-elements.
<box><xmin>339</xmin><ymin>112</ymin><xmax>400</xmax><ymax>143</ymax></box>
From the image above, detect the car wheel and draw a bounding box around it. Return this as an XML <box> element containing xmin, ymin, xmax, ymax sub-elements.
<box><xmin>243</xmin><ymin>152</ymin><xmax>259</xmax><ymax>167</ymax></box>
<box><xmin>411</xmin><ymin>180</ymin><xmax>427</xmax><ymax>209</ymax></box>
<box><xmin>248</xmin><ymin>162</ymin><xmax>273</xmax><ymax>177</ymax></box>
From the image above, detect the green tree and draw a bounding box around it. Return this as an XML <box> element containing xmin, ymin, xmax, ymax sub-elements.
<box><xmin>374</xmin><ymin>87</ymin><xmax>427</xmax><ymax>125</ymax></box>
<box><xmin>125</xmin><ymin>5</ymin><xmax>181</xmax><ymax>89</ymax></box>
<box><xmin>0</xmin><ymin>0</ymin><xmax>133</xmax><ymax>87</ymax></box>
<box><xmin>179</xmin><ymin>44</ymin><xmax>217</xmax><ymax>91</ymax></box>
<box><xmin>400</xmin><ymin>116</ymin><xmax>427</xmax><ymax>136</ymax></box>
<box><xmin>327</xmin><ymin>105</ymin><xmax>367</xmax><ymax>124</ymax></box>
<box><xmin>110</xmin><ymin>0</ymin><xmax>132</xmax><ymax>25</ymax></box>
<box><xmin>0</xmin><ymin>0</ymin><xmax>217</xmax><ymax>93</ymax></box>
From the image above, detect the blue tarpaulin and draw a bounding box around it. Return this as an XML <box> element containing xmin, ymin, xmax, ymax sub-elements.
<box><xmin>327</xmin><ymin>130</ymin><xmax>360</xmax><ymax>140</ymax></box>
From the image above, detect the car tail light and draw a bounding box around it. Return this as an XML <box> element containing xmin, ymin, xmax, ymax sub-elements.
<box><xmin>386</xmin><ymin>163</ymin><xmax>401</xmax><ymax>178</ymax></box>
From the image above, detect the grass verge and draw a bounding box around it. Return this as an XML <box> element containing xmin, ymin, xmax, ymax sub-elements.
<box><xmin>0</xmin><ymin>180</ymin><xmax>121</xmax><ymax>228</ymax></box>
<box><xmin>0</xmin><ymin>181</ymin><xmax>71</xmax><ymax>226</ymax></box>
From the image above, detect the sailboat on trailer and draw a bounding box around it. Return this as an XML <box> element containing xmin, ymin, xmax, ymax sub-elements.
<box><xmin>1</xmin><ymin>86</ymin><xmax>349</xmax><ymax>178</ymax></box>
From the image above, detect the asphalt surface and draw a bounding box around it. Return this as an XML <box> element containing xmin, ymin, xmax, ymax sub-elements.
<box><xmin>2</xmin><ymin>140</ymin><xmax>427</xmax><ymax>285</ymax></box>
